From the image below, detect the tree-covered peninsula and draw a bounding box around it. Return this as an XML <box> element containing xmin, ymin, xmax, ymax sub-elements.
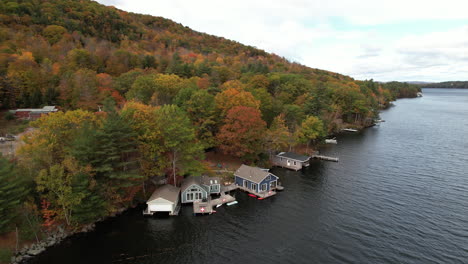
<box><xmin>0</xmin><ymin>0</ymin><xmax>420</xmax><ymax>258</ymax></box>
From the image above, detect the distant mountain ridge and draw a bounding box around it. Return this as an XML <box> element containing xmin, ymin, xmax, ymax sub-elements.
<box><xmin>419</xmin><ymin>81</ymin><xmax>468</xmax><ymax>88</ymax></box>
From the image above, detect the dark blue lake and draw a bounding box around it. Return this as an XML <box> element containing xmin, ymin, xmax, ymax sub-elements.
<box><xmin>30</xmin><ymin>88</ymin><xmax>468</xmax><ymax>264</ymax></box>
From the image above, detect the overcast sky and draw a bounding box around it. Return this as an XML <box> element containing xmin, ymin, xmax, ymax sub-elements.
<box><xmin>97</xmin><ymin>0</ymin><xmax>468</xmax><ymax>82</ymax></box>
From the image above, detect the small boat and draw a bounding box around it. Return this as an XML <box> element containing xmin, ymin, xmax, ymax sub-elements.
<box><xmin>257</xmin><ymin>197</ymin><xmax>265</xmax><ymax>200</ymax></box>
<box><xmin>417</xmin><ymin>92</ymin><xmax>423</xmax><ymax>97</ymax></box>
<box><xmin>343</xmin><ymin>128</ymin><xmax>358</xmax><ymax>132</ymax></box>
<box><xmin>375</xmin><ymin>119</ymin><xmax>385</xmax><ymax>123</ymax></box>
<box><xmin>227</xmin><ymin>201</ymin><xmax>238</xmax><ymax>206</ymax></box>
<box><xmin>248</xmin><ymin>194</ymin><xmax>257</xmax><ymax>198</ymax></box>
<box><xmin>216</xmin><ymin>204</ymin><xmax>222</xmax><ymax>208</ymax></box>
<box><xmin>325</xmin><ymin>138</ymin><xmax>337</xmax><ymax>144</ymax></box>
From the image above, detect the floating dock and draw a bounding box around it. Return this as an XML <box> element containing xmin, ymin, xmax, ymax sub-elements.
<box><xmin>312</xmin><ymin>154</ymin><xmax>339</xmax><ymax>162</ymax></box>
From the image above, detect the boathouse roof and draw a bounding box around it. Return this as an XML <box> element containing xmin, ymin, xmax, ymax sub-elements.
<box><xmin>181</xmin><ymin>176</ymin><xmax>219</xmax><ymax>193</ymax></box>
<box><xmin>181</xmin><ymin>176</ymin><xmax>202</xmax><ymax>193</ymax></box>
<box><xmin>276</xmin><ymin>152</ymin><xmax>310</xmax><ymax>162</ymax></box>
<box><xmin>147</xmin><ymin>184</ymin><xmax>180</xmax><ymax>203</ymax></box>
<box><xmin>234</xmin><ymin>164</ymin><xmax>276</xmax><ymax>184</ymax></box>
<box><xmin>200</xmin><ymin>175</ymin><xmax>220</xmax><ymax>186</ymax></box>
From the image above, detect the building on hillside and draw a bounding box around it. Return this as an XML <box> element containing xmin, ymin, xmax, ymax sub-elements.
<box><xmin>144</xmin><ymin>184</ymin><xmax>181</xmax><ymax>216</ymax></box>
<box><xmin>271</xmin><ymin>152</ymin><xmax>310</xmax><ymax>171</ymax></box>
<box><xmin>234</xmin><ymin>164</ymin><xmax>280</xmax><ymax>198</ymax></box>
<box><xmin>9</xmin><ymin>106</ymin><xmax>58</xmax><ymax>120</ymax></box>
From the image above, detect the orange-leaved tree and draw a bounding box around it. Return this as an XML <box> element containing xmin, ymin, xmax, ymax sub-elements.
<box><xmin>216</xmin><ymin>106</ymin><xmax>266</xmax><ymax>160</ymax></box>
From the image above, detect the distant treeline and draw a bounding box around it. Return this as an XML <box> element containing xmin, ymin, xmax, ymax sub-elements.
<box><xmin>421</xmin><ymin>82</ymin><xmax>468</xmax><ymax>89</ymax></box>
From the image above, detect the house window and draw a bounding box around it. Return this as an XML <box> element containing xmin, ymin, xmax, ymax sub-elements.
<box><xmin>261</xmin><ymin>183</ymin><xmax>267</xmax><ymax>191</ymax></box>
<box><xmin>190</xmin><ymin>188</ymin><xmax>198</xmax><ymax>192</ymax></box>
<box><xmin>244</xmin><ymin>180</ymin><xmax>248</xmax><ymax>188</ymax></box>
<box><xmin>294</xmin><ymin>161</ymin><xmax>297</xmax><ymax>165</ymax></box>
<box><xmin>210</xmin><ymin>180</ymin><xmax>213</xmax><ymax>184</ymax></box>
<box><xmin>251</xmin><ymin>183</ymin><xmax>257</xmax><ymax>192</ymax></box>
<box><xmin>187</xmin><ymin>193</ymin><xmax>193</xmax><ymax>201</ymax></box>
<box><xmin>214</xmin><ymin>180</ymin><xmax>217</xmax><ymax>184</ymax></box>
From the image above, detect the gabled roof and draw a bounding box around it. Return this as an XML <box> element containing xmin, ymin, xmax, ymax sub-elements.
<box><xmin>276</xmin><ymin>152</ymin><xmax>310</xmax><ymax>162</ymax></box>
<box><xmin>234</xmin><ymin>164</ymin><xmax>277</xmax><ymax>184</ymax></box>
<box><xmin>181</xmin><ymin>176</ymin><xmax>209</xmax><ymax>193</ymax></box>
<box><xmin>200</xmin><ymin>175</ymin><xmax>220</xmax><ymax>186</ymax></box>
<box><xmin>147</xmin><ymin>184</ymin><xmax>180</xmax><ymax>203</ymax></box>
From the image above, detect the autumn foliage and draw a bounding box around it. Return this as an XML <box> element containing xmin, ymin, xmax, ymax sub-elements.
<box><xmin>217</xmin><ymin>106</ymin><xmax>266</xmax><ymax>160</ymax></box>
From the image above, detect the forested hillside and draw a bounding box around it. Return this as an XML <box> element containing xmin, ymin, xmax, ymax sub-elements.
<box><xmin>421</xmin><ymin>81</ymin><xmax>468</xmax><ymax>88</ymax></box>
<box><xmin>0</xmin><ymin>0</ymin><xmax>420</xmax><ymax>248</ymax></box>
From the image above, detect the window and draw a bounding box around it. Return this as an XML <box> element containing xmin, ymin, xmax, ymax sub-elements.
<box><xmin>187</xmin><ymin>193</ymin><xmax>193</xmax><ymax>201</ymax></box>
<box><xmin>210</xmin><ymin>180</ymin><xmax>213</xmax><ymax>184</ymax></box>
<box><xmin>190</xmin><ymin>188</ymin><xmax>198</xmax><ymax>192</ymax></box>
<box><xmin>251</xmin><ymin>183</ymin><xmax>257</xmax><ymax>191</ymax></box>
<box><xmin>294</xmin><ymin>161</ymin><xmax>297</xmax><ymax>165</ymax></box>
<box><xmin>261</xmin><ymin>183</ymin><xmax>267</xmax><ymax>191</ymax></box>
<box><xmin>214</xmin><ymin>180</ymin><xmax>217</xmax><ymax>184</ymax></box>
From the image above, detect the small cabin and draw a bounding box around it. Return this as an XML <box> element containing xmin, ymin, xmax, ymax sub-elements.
<box><xmin>271</xmin><ymin>152</ymin><xmax>310</xmax><ymax>171</ymax></box>
<box><xmin>145</xmin><ymin>184</ymin><xmax>181</xmax><ymax>216</ymax></box>
<box><xmin>234</xmin><ymin>164</ymin><xmax>279</xmax><ymax>198</ymax></box>
<box><xmin>180</xmin><ymin>176</ymin><xmax>221</xmax><ymax>204</ymax></box>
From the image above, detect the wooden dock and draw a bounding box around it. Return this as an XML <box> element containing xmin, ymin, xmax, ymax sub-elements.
<box><xmin>312</xmin><ymin>155</ymin><xmax>339</xmax><ymax>162</ymax></box>
<box><xmin>193</xmin><ymin>194</ymin><xmax>236</xmax><ymax>215</ymax></box>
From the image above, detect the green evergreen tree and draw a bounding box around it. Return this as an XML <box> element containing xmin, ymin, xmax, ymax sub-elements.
<box><xmin>0</xmin><ymin>155</ymin><xmax>28</xmax><ymax>234</ymax></box>
<box><xmin>71</xmin><ymin>173</ymin><xmax>107</xmax><ymax>224</ymax></box>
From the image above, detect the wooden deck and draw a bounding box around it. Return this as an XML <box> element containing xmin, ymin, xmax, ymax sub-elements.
<box><xmin>236</xmin><ymin>185</ymin><xmax>277</xmax><ymax>198</ymax></box>
<box><xmin>312</xmin><ymin>155</ymin><xmax>339</xmax><ymax>162</ymax></box>
<box><xmin>193</xmin><ymin>194</ymin><xmax>236</xmax><ymax>215</ymax></box>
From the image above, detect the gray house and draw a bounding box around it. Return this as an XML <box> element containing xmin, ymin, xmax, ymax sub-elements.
<box><xmin>181</xmin><ymin>176</ymin><xmax>221</xmax><ymax>204</ymax></box>
<box><xmin>271</xmin><ymin>152</ymin><xmax>310</xmax><ymax>171</ymax></box>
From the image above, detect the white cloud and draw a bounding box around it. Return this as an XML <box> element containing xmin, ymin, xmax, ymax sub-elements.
<box><xmin>97</xmin><ymin>0</ymin><xmax>468</xmax><ymax>81</ymax></box>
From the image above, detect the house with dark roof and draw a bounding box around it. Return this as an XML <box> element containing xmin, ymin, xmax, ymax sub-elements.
<box><xmin>180</xmin><ymin>176</ymin><xmax>221</xmax><ymax>204</ymax></box>
<box><xmin>144</xmin><ymin>184</ymin><xmax>181</xmax><ymax>216</ymax></box>
<box><xmin>271</xmin><ymin>152</ymin><xmax>310</xmax><ymax>171</ymax></box>
<box><xmin>234</xmin><ymin>164</ymin><xmax>279</xmax><ymax>198</ymax></box>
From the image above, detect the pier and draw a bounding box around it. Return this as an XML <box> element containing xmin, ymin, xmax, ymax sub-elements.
<box><xmin>312</xmin><ymin>154</ymin><xmax>339</xmax><ymax>162</ymax></box>
<box><xmin>193</xmin><ymin>194</ymin><xmax>236</xmax><ymax>215</ymax></box>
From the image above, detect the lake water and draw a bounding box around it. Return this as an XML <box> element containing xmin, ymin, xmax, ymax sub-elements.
<box><xmin>30</xmin><ymin>88</ymin><xmax>468</xmax><ymax>264</ymax></box>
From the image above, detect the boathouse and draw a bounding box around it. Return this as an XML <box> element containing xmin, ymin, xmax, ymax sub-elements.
<box><xmin>271</xmin><ymin>152</ymin><xmax>310</xmax><ymax>171</ymax></box>
<box><xmin>234</xmin><ymin>164</ymin><xmax>280</xmax><ymax>198</ymax></box>
<box><xmin>145</xmin><ymin>184</ymin><xmax>181</xmax><ymax>216</ymax></box>
<box><xmin>181</xmin><ymin>176</ymin><xmax>221</xmax><ymax>203</ymax></box>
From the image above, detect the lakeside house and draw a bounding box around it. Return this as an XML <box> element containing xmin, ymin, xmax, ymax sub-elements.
<box><xmin>9</xmin><ymin>106</ymin><xmax>58</xmax><ymax>120</ymax></box>
<box><xmin>271</xmin><ymin>152</ymin><xmax>310</xmax><ymax>171</ymax></box>
<box><xmin>144</xmin><ymin>184</ymin><xmax>181</xmax><ymax>216</ymax></box>
<box><xmin>234</xmin><ymin>164</ymin><xmax>280</xmax><ymax>198</ymax></box>
<box><xmin>180</xmin><ymin>176</ymin><xmax>221</xmax><ymax>204</ymax></box>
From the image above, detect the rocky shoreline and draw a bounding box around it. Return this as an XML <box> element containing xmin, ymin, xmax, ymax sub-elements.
<box><xmin>11</xmin><ymin>224</ymin><xmax>95</xmax><ymax>264</ymax></box>
<box><xmin>11</xmin><ymin>207</ymin><xmax>131</xmax><ymax>264</ymax></box>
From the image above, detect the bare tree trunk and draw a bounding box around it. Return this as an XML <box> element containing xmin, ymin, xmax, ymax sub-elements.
<box><xmin>15</xmin><ymin>225</ymin><xmax>19</xmax><ymax>254</ymax></box>
<box><xmin>24</xmin><ymin>212</ymin><xmax>39</xmax><ymax>243</ymax></box>
<box><xmin>172</xmin><ymin>150</ymin><xmax>178</xmax><ymax>186</ymax></box>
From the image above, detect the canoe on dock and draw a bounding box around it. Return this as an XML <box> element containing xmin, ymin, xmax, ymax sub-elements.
<box><xmin>325</xmin><ymin>138</ymin><xmax>337</xmax><ymax>144</ymax></box>
<box><xmin>227</xmin><ymin>201</ymin><xmax>238</xmax><ymax>206</ymax></box>
<box><xmin>342</xmin><ymin>128</ymin><xmax>358</xmax><ymax>132</ymax></box>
